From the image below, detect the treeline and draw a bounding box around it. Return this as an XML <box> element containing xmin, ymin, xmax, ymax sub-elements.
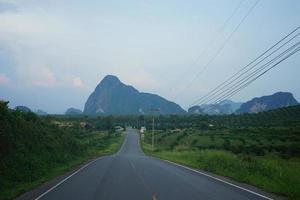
<box><xmin>50</xmin><ymin>105</ymin><xmax>300</xmax><ymax>131</ymax></box>
<box><xmin>213</xmin><ymin>105</ymin><xmax>300</xmax><ymax>128</ymax></box>
<box><xmin>49</xmin><ymin>115</ymin><xmax>116</xmax><ymax>131</ymax></box>
<box><xmin>137</xmin><ymin>105</ymin><xmax>300</xmax><ymax>130</ymax></box>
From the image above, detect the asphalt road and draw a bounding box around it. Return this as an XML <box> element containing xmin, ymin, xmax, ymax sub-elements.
<box><xmin>37</xmin><ymin>128</ymin><xmax>273</xmax><ymax>200</ymax></box>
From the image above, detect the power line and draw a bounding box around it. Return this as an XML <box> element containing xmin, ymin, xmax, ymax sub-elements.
<box><xmin>174</xmin><ymin>0</ymin><xmax>260</xmax><ymax>100</ymax></box>
<box><xmin>190</xmin><ymin>26</ymin><xmax>300</xmax><ymax>106</ymax></box>
<box><xmin>168</xmin><ymin>0</ymin><xmax>244</xmax><ymax>96</ymax></box>
<box><xmin>192</xmin><ymin>35</ymin><xmax>300</xmax><ymax>106</ymax></box>
<box><xmin>213</xmin><ymin>46</ymin><xmax>300</xmax><ymax>104</ymax></box>
<box><xmin>194</xmin><ymin>45</ymin><xmax>300</xmax><ymax>114</ymax></box>
<box><xmin>176</xmin><ymin>0</ymin><xmax>244</xmax><ymax>79</ymax></box>
<box><xmin>210</xmin><ymin>42</ymin><xmax>300</xmax><ymax>104</ymax></box>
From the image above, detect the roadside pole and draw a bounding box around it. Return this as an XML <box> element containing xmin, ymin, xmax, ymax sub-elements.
<box><xmin>152</xmin><ymin>115</ymin><xmax>154</xmax><ymax>151</ymax></box>
<box><xmin>150</xmin><ymin>108</ymin><xmax>159</xmax><ymax>151</ymax></box>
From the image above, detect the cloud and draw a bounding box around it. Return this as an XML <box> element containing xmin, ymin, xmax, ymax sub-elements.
<box><xmin>0</xmin><ymin>0</ymin><xmax>17</xmax><ymax>3</ymax></box>
<box><xmin>33</xmin><ymin>67</ymin><xmax>56</xmax><ymax>87</ymax></box>
<box><xmin>72</xmin><ymin>77</ymin><xmax>86</xmax><ymax>89</ymax></box>
<box><xmin>0</xmin><ymin>1</ymin><xmax>17</xmax><ymax>13</ymax></box>
<box><xmin>0</xmin><ymin>12</ymin><xmax>57</xmax><ymax>38</ymax></box>
<box><xmin>15</xmin><ymin>65</ymin><xmax>56</xmax><ymax>88</ymax></box>
<box><xmin>0</xmin><ymin>0</ymin><xmax>299</xmax><ymax>113</ymax></box>
<box><xmin>0</xmin><ymin>73</ymin><xmax>10</xmax><ymax>85</ymax></box>
<box><xmin>120</xmin><ymin>69</ymin><xmax>162</xmax><ymax>92</ymax></box>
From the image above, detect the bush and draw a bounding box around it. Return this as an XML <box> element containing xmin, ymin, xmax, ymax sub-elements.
<box><xmin>222</xmin><ymin>139</ymin><xmax>231</xmax><ymax>151</ymax></box>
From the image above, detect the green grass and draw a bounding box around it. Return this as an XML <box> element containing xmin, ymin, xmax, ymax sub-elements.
<box><xmin>142</xmin><ymin>133</ymin><xmax>300</xmax><ymax>199</ymax></box>
<box><xmin>1</xmin><ymin>131</ymin><xmax>124</xmax><ymax>200</ymax></box>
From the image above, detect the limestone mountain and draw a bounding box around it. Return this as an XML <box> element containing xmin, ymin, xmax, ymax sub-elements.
<box><xmin>188</xmin><ymin>100</ymin><xmax>242</xmax><ymax>115</ymax></box>
<box><xmin>84</xmin><ymin>75</ymin><xmax>186</xmax><ymax>115</ymax></box>
<box><xmin>237</xmin><ymin>92</ymin><xmax>299</xmax><ymax>114</ymax></box>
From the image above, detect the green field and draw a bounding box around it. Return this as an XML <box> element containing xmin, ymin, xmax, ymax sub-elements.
<box><xmin>0</xmin><ymin>102</ymin><xmax>124</xmax><ymax>200</ymax></box>
<box><xmin>142</xmin><ymin>106</ymin><xmax>300</xmax><ymax>199</ymax></box>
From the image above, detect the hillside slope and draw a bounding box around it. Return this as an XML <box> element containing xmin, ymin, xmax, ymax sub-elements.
<box><xmin>84</xmin><ymin>75</ymin><xmax>186</xmax><ymax>115</ymax></box>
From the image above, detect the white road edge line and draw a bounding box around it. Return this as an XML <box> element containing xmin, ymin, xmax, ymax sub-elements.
<box><xmin>163</xmin><ymin>159</ymin><xmax>273</xmax><ymax>200</ymax></box>
<box><xmin>35</xmin><ymin>157</ymin><xmax>104</xmax><ymax>200</ymax></box>
<box><xmin>36</xmin><ymin>130</ymin><xmax>127</xmax><ymax>199</ymax></box>
<box><xmin>116</xmin><ymin>131</ymin><xmax>127</xmax><ymax>155</ymax></box>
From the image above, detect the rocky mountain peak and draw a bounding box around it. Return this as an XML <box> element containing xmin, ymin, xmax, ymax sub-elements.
<box><xmin>237</xmin><ymin>92</ymin><xmax>299</xmax><ymax>114</ymax></box>
<box><xmin>98</xmin><ymin>75</ymin><xmax>121</xmax><ymax>86</ymax></box>
<box><xmin>84</xmin><ymin>75</ymin><xmax>185</xmax><ymax>115</ymax></box>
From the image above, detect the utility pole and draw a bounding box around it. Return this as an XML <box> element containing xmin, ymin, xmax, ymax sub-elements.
<box><xmin>149</xmin><ymin>108</ymin><xmax>160</xmax><ymax>151</ymax></box>
<box><xmin>152</xmin><ymin>115</ymin><xmax>154</xmax><ymax>151</ymax></box>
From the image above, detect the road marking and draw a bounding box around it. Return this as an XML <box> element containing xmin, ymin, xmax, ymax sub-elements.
<box><xmin>129</xmin><ymin>160</ymin><xmax>157</xmax><ymax>200</ymax></box>
<box><xmin>129</xmin><ymin>160</ymin><xmax>136</xmax><ymax>169</ymax></box>
<box><xmin>35</xmin><ymin>157</ymin><xmax>105</xmax><ymax>200</ymax></box>
<box><xmin>163</xmin><ymin>160</ymin><xmax>273</xmax><ymax>200</ymax></box>
<box><xmin>36</xmin><ymin>130</ymin><xmax>129</xmax><ymax>199</ymax></box>
<box><xmin>152</xmin><ymin>194</ymin><xmax>157</xmax><ymax>200</ymax></box>
<box><xmin>137</xmin><ymin>131</ymin><xmax>146</xmax><ymax>156</ymax></box>
<box><xmin>116</xmin><ymin>132</ymin><xmax>127</xmax><ymax>155</ymax></box>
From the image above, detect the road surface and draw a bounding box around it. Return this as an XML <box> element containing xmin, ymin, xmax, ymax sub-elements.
<box><xmin>37</xmin><ymin>128</ymin><xmax>272</xmax><ymax>200</ymax></box>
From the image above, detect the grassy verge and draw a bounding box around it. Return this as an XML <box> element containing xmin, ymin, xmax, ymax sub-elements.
<box><xmin>142</xmin><ymin>141</ymin><xmax>300</xmax><ymax>200</ymax></box>
<box><xmin>1</xmin><ymin>131</ymin><xmax>124</xmax><ymax>200</ymax></box>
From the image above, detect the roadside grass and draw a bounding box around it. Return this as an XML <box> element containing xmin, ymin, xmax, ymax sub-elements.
<box><xmin>142</xmin><ymin>136</ymin><xmax>300</xmax><ymax>199</ymax></box>
<box><xmin>1</xmin><ymin>131</ymin><xmax>124</xmax><ymax>200</ymax></box>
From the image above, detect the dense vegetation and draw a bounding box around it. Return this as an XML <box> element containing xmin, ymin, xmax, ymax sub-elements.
<box><xmin>141</xmin><ymin>106</ymin><xmax>300</xmax><ymax>199</ymax></box>
<box><xmin>0</xmin><ymin>102</ymin><xmax>124</xmax><ymax>200</ymax></box>
<box><xmin>137</xmin><ymin>105</ymin><xmax>300</xmax><ymax>130</ymax></box>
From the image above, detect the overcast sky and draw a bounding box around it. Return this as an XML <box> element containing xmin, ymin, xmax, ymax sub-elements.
<box><xmin>0</xmin><ymin>0</ymin><xmax>299</xmax><ymax>113</ymax></box>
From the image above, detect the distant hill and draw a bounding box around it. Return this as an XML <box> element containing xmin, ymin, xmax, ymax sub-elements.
<box><xmin>84</xmin><ymin>75</ymin><xmax>186</xmax><ymax>115</ymax></box>
<box><xmin>35</xmin><ymin>109</ymin><xmax>48</xmax><ymax>116</ymax></box>
<box><xmin>65</xmin><ymin>108</ymin><xmax>83</xmax><ymax>115</ymax></box>
<box><xmin>237</xmin><ymin>92</ymin><xmax>299</xmax><ymax>114</ymax></box>
<box><xmin>188</xmin><ymin>100</ymin><xmax>242</xmax><ymax>115</ymax></box>
<box><xmin>188</xmin><ymin>105</ymin><xmax>204</xmax><ymax>115</ymax></box>
<box><xmin>15</xmin><ymin>106</ymin><xmax>31</xmax><ymax>112</ymax></box>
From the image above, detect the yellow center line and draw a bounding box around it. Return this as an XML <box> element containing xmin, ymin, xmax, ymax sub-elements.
<box><xmin>129</xmin><ymin>160</ymin><xmax>157</xmax><ymax>200</ymax></box>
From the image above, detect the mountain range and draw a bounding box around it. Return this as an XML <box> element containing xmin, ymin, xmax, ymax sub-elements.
<box><xmin>83</xmin><ymin>75</ymin><xmax>186</xmax><ymax>115</ymax></box>
<box><xmin>188</xmin><ymin>100</ymin><xmax>242</xmax><ymax>115</ymax></box>
<box><xmin>12</xmin><ymin>76</ymin><xmax>299</xmax><ymax>116</ymax></box>
<box><xmin>188</xmin><ymin>92</ymin><xmax>299</xmax><ymax>115</ymax></box>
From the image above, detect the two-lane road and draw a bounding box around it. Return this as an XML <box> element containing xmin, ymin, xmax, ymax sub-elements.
<box><xmin>37</xmin><ymin>128</ymin><xmax>272</xmax><ymax>200</ymax></box>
